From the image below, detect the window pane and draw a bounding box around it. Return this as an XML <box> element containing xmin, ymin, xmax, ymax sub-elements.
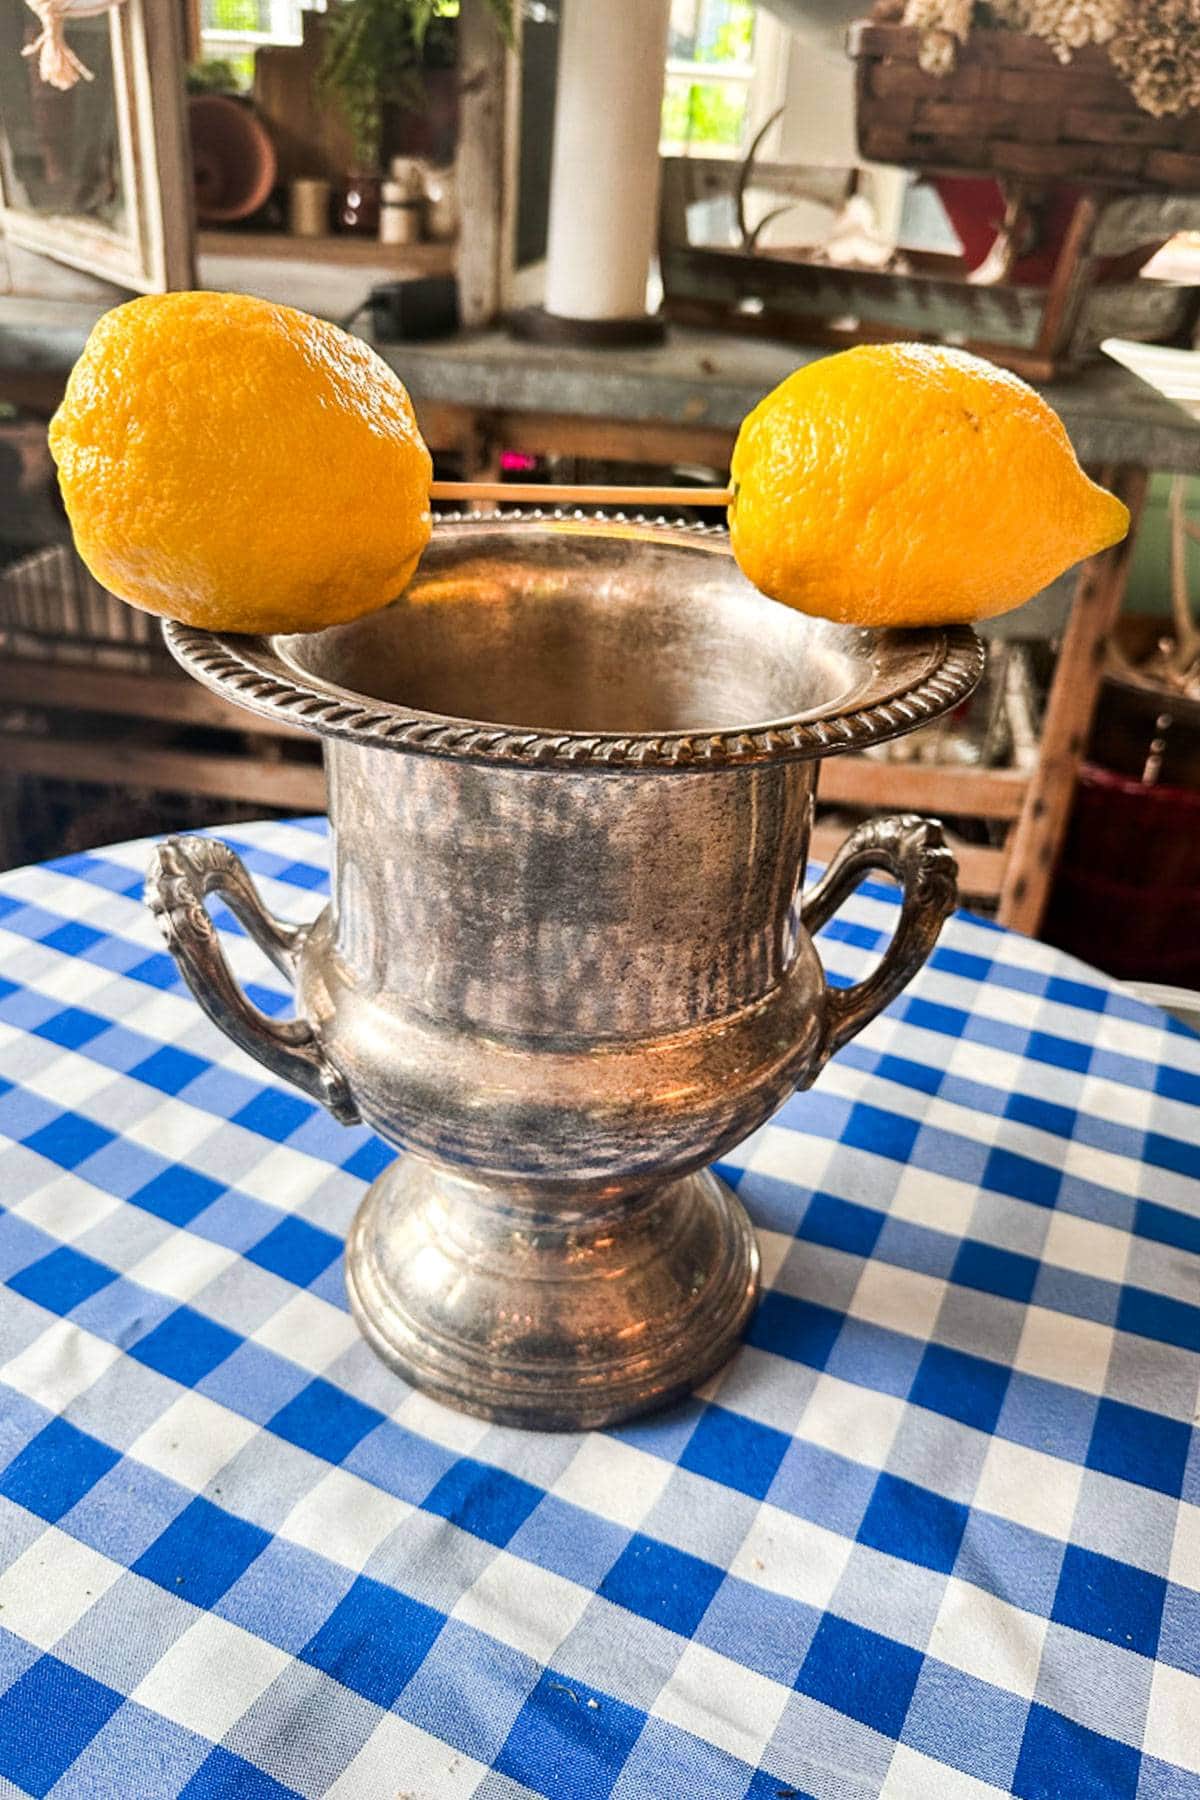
<box><xmin>664</xmin><ymin>0</ymin><xmax>757</xmax><ymax>154</ymax></box>
<box><xmin>661</xmin><ymin>74</ymin><xmax>750</xmax><ymax>155</ymax></box>
<box><xmin>668</xmin><ymin>0</ymin><xmax>701</xmax><ymax>61</ymax></box>
<box><xmin>661</xmin><ymin>75</ymin><xmax>693</xmax><ymax>150</ymax></box>
<box><xmin>0</xmin><ymin>10</ymin><xmax>128</xmax><ymax>233</ymax></box>
<box><xmin>199</xmin><ymin>0</ymin><xmax>323</xmax><ymax>38</ymax></box>
<box><xmin>670</xmin><ymin>0</ymin><xmax>755</xmax><ymax>63</ymax></box>
<box><xmin>202</xmin><ymin>0</ymin><xmax>269</xmax><ymax>28</ymax></box>
<box><xmin>694</xmin><ymin>0</ymin><xmax>754</xmax><ymax>65</ymax></box>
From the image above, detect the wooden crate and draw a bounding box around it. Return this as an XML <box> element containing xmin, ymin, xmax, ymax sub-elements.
<box><xmin>850</xmin><ymin>22</ymin><xmax>1200</xmax><ymax>190</ymax></box>
<box><xmin>0</xmin><ymin>545</ymin><xmax>166</xmax><ymax>669</ymax></box>
<box><xmin>658</xmin><ymin>158</ymin><xmax>1200</xmax><ymax>380</ymax></box>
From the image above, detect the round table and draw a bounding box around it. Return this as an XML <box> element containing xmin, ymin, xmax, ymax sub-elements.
<box><xmin>0</xmin><ymin>817</ymin><xmax>1197</xmax><ymax>1800</ymax></box>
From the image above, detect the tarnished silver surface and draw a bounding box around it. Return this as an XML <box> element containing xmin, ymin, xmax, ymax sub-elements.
<box><xmin>149</xmin><ymin>516</ymin><xmax>975</xmax><ymax>1429</ymax></box>
<box><xmin>345</xmin><ymin>1163</ymin><xmax>761</xmax><ymax>1432</ymax></box>
<box><xmin>164</xmin><ymin>514</ymin><xmax>983</xmax><ymax>768</ymax></box>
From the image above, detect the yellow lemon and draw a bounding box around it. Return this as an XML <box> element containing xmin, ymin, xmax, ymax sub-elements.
<box><xmin>49</xmin><ymin>290</ymin><xmax>432</xmax><ymax>635</ymax></box>
<box><xmin>728</xmin><ymin>343</ymin><xmax>1129</xmax><ymax>628</ymax></box>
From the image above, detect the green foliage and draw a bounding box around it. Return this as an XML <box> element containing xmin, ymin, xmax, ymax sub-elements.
<box><xmin>206</xmin><ymin>0</ymin><xmax>263</xmax><ymax>29</ymax></box>
<box><xmin>661</xmin><ymin>80</ymin><xmax>690</xmax><ymax>145</ymax></box>
<box><xmin>661</xmin><ymin>76</ymin><xmax>748</xmax><ymax>151</ymax></box>
<box><xmin>320</xmin><ymin>0</ymin><xmax>514</xmax><ymax>168</ymax></box>
<box><xmin>670</xmin><ymin>0</ymin><xmax>755</xmax><ymax>65</ymax></box>
<box><xmin>702</xmin><ymin>3</ymin><xmax>754</xmax><ymax>64</ymax></box>
<box><xmin>663</xmin><ymin>0</ymin><xmax>754</xmax><ymax>151</ymax></box>
<box><xmin>186</xmin><ymin>57</ymin><xmax>249</xmax><ymax>95</ymax></box>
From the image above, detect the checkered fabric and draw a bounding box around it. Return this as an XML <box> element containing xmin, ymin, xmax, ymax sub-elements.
<box><xmin>0</xmin><ymin>817</ymin><xmax>1198</xmax><ymax>1800</ymax></box>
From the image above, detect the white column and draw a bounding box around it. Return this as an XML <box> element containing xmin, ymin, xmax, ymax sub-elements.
<box><xmin>542</xmin><ymin>0</ymin><xmax>672</xmax><ymax>323</ymax></box>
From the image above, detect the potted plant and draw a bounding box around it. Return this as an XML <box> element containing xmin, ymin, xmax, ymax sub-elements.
<box><xmin>320</xmin><ymin>0</ymin><xmax>513</xmax><ymax>176</ymax></box>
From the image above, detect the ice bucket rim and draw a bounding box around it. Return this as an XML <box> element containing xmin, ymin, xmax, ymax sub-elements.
<box><xmin>162</xmin><ymin>511</ymin><xmax>984</xmax><ymax>772</ymax></box>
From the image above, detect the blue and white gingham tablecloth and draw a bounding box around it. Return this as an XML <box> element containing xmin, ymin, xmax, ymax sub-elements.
<box><xmin>0</xmin><ymin>817</ymin><xmax>1199</xmax><ymax>1800</ymax></box>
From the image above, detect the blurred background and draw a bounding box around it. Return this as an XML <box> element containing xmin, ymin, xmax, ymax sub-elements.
<box><xmin>3</xmin><ymin>0</ymin><xmax>1200</xmax><ymax>991</ymax></box>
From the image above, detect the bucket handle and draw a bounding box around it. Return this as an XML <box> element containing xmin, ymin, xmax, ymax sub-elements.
<box><xmin>145</xmin><ymin>835</ymin><xmax>358</xmax><ymax>1124</ymax></box>
<box><xmin>802</xmin><ymin>815</ymin><xmax>957</xmax><ymax>1067</ymax></box>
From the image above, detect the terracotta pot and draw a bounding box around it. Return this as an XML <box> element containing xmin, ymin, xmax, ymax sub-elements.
<box><xmin>188</xmin><ymin>94</ymin><xmax>277</xmax><ymax>225</ymax></box>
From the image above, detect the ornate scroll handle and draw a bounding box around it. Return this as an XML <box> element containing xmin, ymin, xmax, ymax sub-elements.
<box><xmin>145</xmin><ymin>835</ymin><xmax>359</xmax><ymax>1124</ymax></box>
<box><xmin>802</xmin><ymin>815</ymin><xmax>958</xmax><ymax>1067</ymax></box>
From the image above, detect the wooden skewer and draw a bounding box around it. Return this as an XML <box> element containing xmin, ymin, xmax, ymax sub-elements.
<box><xmin>429</xmin><ymin>479</ymin><xmax>732</xmax><ymax>509</ymax></box>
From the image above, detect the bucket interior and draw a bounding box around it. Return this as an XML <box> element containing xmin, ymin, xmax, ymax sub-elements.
<box><xmin>275</xmin><ymin>523</ymin><xmax>872</xmax><ymax>735</ymax></box>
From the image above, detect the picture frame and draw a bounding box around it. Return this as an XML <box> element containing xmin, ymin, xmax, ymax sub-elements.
<box><xmin>0</xmin><ymin>0</ymin><xmax>194</xmax><ymax>294</ymax></box>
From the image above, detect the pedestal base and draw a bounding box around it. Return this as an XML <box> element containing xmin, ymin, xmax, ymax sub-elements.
<box><xmin>345</xmin><ymin>1156</ymin><xmax>760</xmax><ymax>1430</ymax></box>
<box><xmin>507</xmin><ymin>306</ymin><xmax>667</xmax><ymax>348</ymax></box>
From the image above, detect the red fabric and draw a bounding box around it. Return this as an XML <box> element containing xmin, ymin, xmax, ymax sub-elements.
<box><xmin>930</xmin><ymin>176</ymin><xmax>1158</xmax><ymax>286</ymax></box>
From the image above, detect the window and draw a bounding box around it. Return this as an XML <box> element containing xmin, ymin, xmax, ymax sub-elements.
<box><xmin>661</xmin><ymin>0</ymin><xmax>759</xmax><ymax>158</ymax></box>
<box><xmin>198</xmin><ymin>0</ymin><xmax>326</xmax><ymax>88</ymax></box>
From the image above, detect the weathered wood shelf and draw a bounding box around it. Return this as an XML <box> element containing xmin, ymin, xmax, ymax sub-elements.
<box><xmin>197</xmin><ymin>231</ymin><xmax>455</xmax><ymax>273</ymax></box>
<box><xmin>0</xmin><ymin>658</ymin><xmax>307</xmax><ymax>740</ymax></box>
<box><xmin>0</xmin><ymin>654</ymin><xmax>323</xmax><ymax>816</ymax></box>
<box><xmin>817</xmin><ymin>759</ymin><xmax>1029</xmax><ymax>822</ymax></box>
<box><xmin>2</xmin><ymin>733</ymin><xmax>324</xmax><ymax>813</ymax></box>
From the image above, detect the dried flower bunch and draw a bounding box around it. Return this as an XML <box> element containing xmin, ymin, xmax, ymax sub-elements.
<box><xmin>1108</xmin><ymin>1</ymin><xmax>1200</xmax><ymax>117</ymax></box>
<box><xmin>894</xmin><ymin>0</ymin><xmax>1200</xmax><ymax>114</ymax></box>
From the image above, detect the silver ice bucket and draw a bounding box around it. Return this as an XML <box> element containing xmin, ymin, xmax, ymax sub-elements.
<box><xmin>147</xmin><ymin>516</ymin><xmax>982</xmax><ymax>1429</ymax></box>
